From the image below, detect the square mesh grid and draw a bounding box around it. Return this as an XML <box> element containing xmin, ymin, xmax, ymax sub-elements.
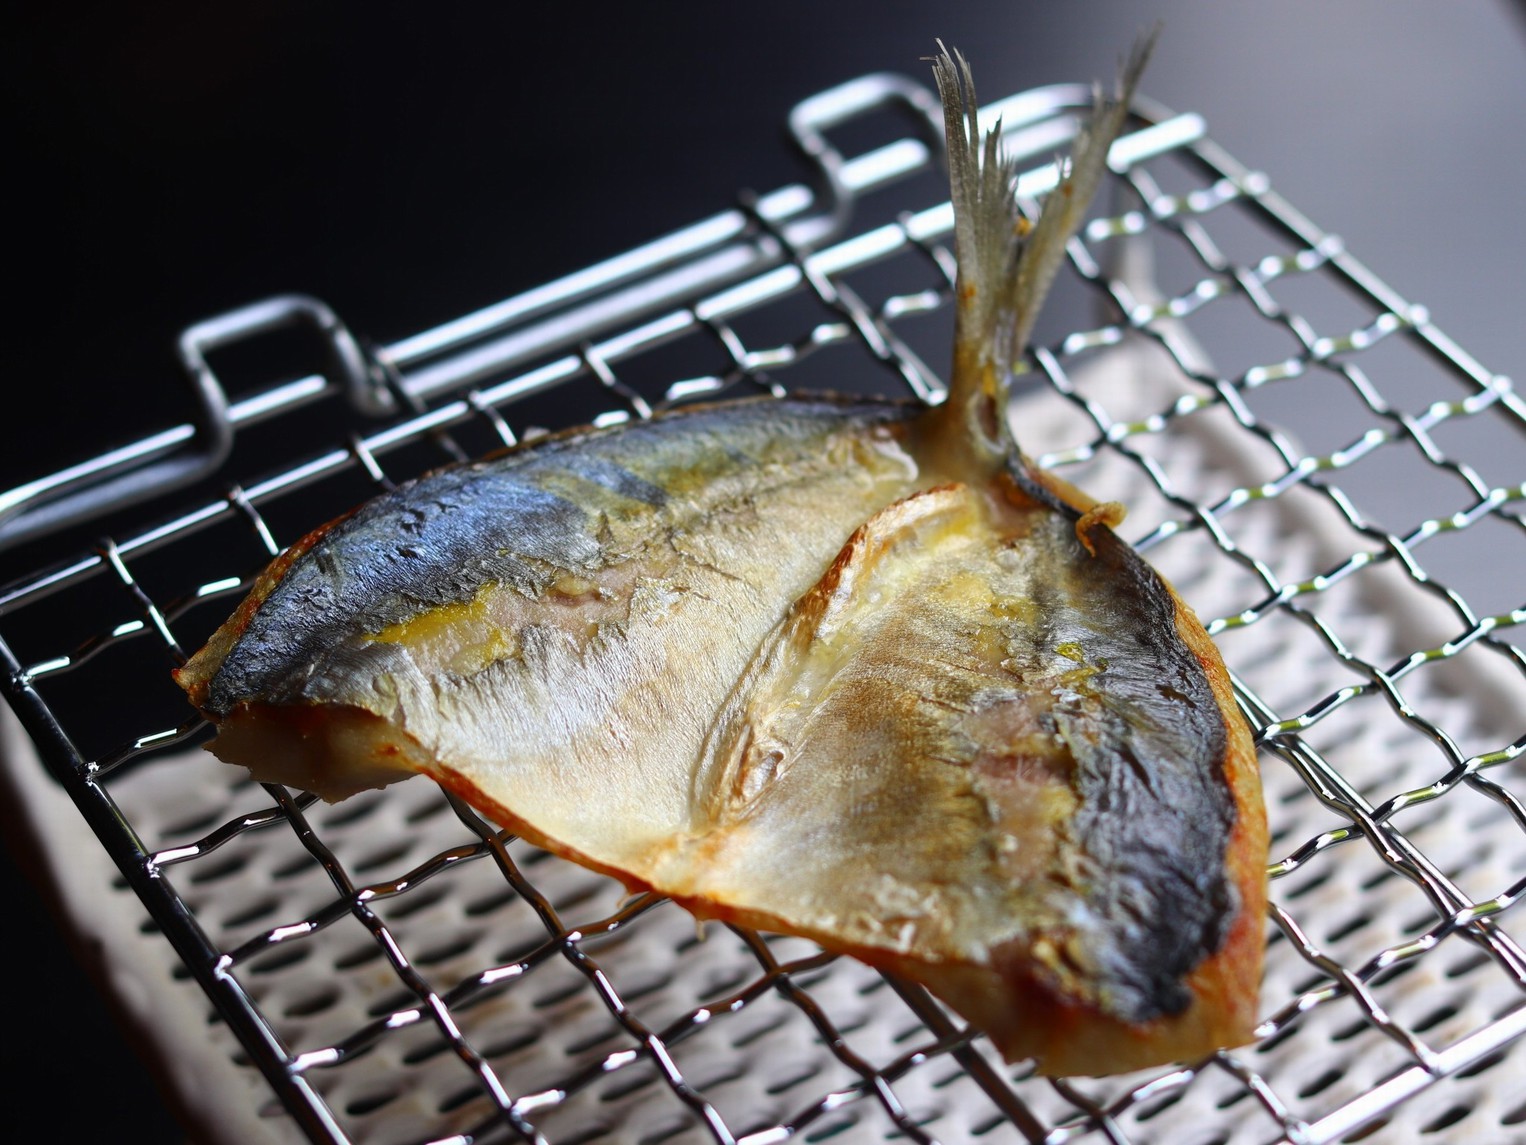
<box><xmin>0</xmin><ymin>75</ymin><xmax>1522</xmax><ymax>1145</ymax></box>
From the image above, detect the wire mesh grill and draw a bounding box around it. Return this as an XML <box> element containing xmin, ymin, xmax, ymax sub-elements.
<box><xmin>0</xmin><ymin>74</ymin><xmax>1522</xmax><ymax>1145</ymax></box>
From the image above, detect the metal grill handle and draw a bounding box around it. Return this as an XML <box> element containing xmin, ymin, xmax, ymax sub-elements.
<box><xmin>0</xmin><ymin>294</ymin><xmax>380</xmax><ymax>551</ymax></box>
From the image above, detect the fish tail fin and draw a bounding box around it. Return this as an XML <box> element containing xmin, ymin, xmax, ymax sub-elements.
<box><xmin>929</xmin><ymin>28</ymin><xmax>1158</xmax><ymax>467</ymax></box>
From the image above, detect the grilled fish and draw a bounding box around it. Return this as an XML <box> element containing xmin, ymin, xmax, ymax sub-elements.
<box><xmin>177</xmin><ymin>36</ymin><xmax>1267</xmax><ymax>1077</ymax></box>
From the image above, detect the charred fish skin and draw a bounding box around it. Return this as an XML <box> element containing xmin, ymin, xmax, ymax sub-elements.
<box><xmin>1005</xmin><ymin>459</ymin><xmax>1238</xmax><ymax>1026</ymax></box>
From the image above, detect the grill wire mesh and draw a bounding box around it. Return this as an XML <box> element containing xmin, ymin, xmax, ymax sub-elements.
<box><xmin>0</xmin><ymin>75</ymin><xmax>1522</xmax><ymax>1145</ymax></box>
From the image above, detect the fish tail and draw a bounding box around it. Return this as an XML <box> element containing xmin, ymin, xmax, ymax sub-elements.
<box><xmin>929</xmin><ymin>28</ymin><xmax>1159</xmax><ymax>469</ymax></box>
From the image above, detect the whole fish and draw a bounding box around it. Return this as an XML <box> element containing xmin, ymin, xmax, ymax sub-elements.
<box><xmin>177</xmin><ymin>36</ymin><xmax>1267</xmax><ymax>1077</ymax></box>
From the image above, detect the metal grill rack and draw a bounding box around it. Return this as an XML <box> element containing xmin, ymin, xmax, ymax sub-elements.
<box><xmin>0</xmin><ymin>71</ymin><xmax>1522</xmax><ymax>1145</ymax></box>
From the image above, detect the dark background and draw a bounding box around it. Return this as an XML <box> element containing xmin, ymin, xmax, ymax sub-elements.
<box><xmin>3</xmin><ymin>3</ymin><xmax>1524</xmax><ymax>1139</ymax></box>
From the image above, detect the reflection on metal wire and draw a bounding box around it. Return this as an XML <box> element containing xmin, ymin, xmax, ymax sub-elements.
<box><xmin>0</xmin><ymin>70</ymin><xmax>1522</xmax><ymax>1145</ymax></box>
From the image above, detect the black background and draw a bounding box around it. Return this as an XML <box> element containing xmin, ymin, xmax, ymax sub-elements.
<box><xmin>3</xmin><ymin>3</ymin><xmax>1524</xmax><ymax>1139</ymax></box>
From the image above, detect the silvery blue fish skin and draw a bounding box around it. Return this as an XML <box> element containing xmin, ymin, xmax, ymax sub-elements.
<box><xmin>178</xmin><ymin>35</ymin><xmax>1268</xmax><ymax>1077</ymax></box>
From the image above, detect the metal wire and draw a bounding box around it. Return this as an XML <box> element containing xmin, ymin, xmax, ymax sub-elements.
<box><xmin>0</xmin><ymin>72</ymin><xmax>1522</xmax><ymax>1145</ymax></box>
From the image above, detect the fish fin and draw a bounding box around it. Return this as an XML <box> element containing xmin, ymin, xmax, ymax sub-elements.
<box><xmin>1075</xmin><ymin>499</ymin><xmax>1128</xmax><ymax>557</ymax></box>
<box><xmin>929</xmin><ymin>28</ymin><xmax>1159</xmax><ymax>470</ymax></box>
<box><xmin>1009</xmin><ymin>29</ymin><xmax>1158</xmax><ymax>357</ymax></box>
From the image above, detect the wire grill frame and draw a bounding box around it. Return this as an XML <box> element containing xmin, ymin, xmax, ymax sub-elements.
<box><xmin>0</xmin><ymin>74</ymin><xmax>1523</xmax><ymax>1145</ymax></box>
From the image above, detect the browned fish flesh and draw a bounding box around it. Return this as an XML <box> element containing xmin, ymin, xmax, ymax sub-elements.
<box><xmin>176</xmin><ymin>35</ymin><xmax>1267</xmax><ymax>1077</ymax></box>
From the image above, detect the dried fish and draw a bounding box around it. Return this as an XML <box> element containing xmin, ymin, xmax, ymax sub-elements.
<box><xmin>177</xmin><ymin>34</ymin><xmax>1267</xmax><ymax>1077</ymax></box>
